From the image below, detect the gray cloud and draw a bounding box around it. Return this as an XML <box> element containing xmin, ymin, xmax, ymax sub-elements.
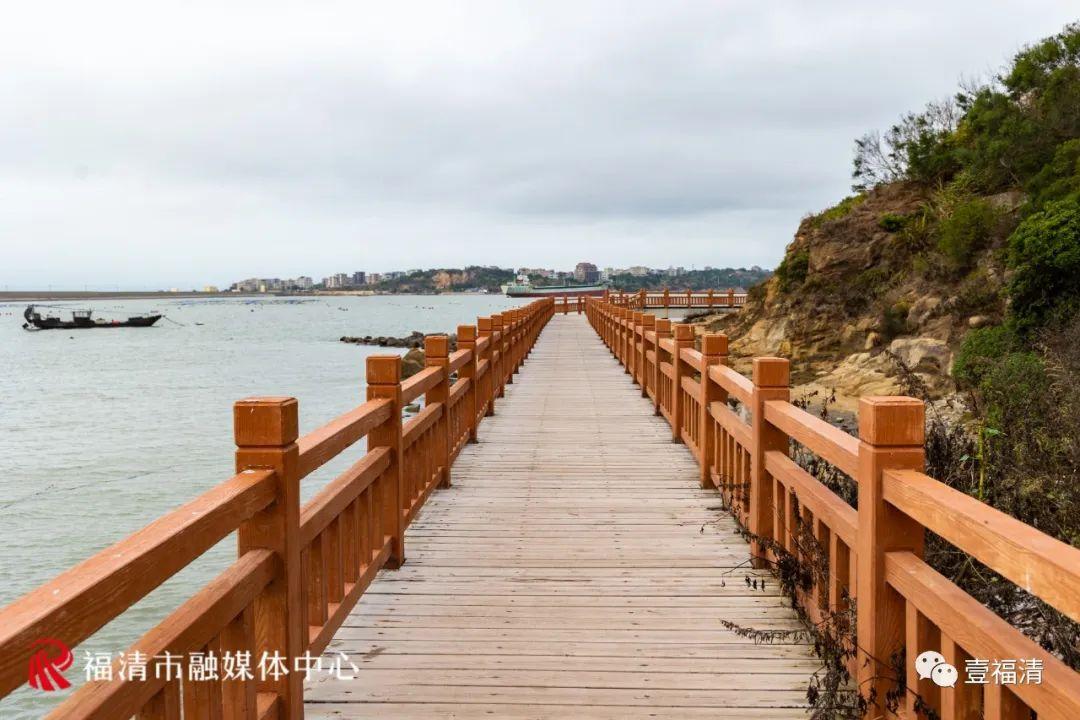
<box><xmin>0</xmin><ymin>1</ymin><xmax>1075</xmax><ymax>288</ymax></box>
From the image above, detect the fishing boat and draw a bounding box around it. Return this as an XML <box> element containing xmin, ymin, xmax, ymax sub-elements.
<box><xmin>22</xmin><ymin>305</ymin><xmax>162</xmax><ymax>330</ymax></box>
<box><xmin>500</xmin><ymin>275</ymin><xmax>607</xmax><ymax>298</ymax></box>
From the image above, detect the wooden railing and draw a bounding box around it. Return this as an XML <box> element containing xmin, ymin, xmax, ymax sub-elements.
<box><xmin>586</xmin><ymin>297</ymin><xmax>1080</xmax><ymax>720</ymax></box>
<box><xmin>0</xmin><ymin>298</ymin><xmax>554</xmax><ymax>719</ymax></box>
<box><xmin>606</xmin><ymin>287</ymin><xmax>747</xmax><ymax>310</ymax></box>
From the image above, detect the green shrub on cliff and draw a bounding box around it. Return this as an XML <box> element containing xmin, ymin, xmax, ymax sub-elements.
<box><xmin>809</xmin><ymin>194</ymin><xmax>865</xmax><ymax>227</ymax></box>
<box><xmin>936</xmin><ymin>198</ymin><xmax>999</xmax><ymax>269</ymax></box>
<box><xmin>775</xmin><ymin>249</ymin><xmax>809</xmax><ymax>291</ymax></box>
<box><xmin>953</xmin><ymin>324</ymin><xmax>1019</xmax><ymax>387</ymax></box>
<box><xmin>1006</xmin><ymin>197</ymin><xmax>1080</xmax><ymax>336</ymax></box>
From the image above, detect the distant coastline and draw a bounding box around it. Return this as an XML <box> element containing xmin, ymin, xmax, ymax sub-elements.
<box><xmin>0</xmin><ymin>290</ymin><xmax>260</xmax><ymax>301</ymax></box>
<box><xmin>0</xmin><ymin>289</ymin><xmax>495</xmax><ymax>302</ymax></box>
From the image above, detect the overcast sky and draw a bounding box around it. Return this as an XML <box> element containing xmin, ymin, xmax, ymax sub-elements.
<box><xmin>1</xmin><ymin>1</ymin><xmax>1075</xmax><ymax>289</ymax></box>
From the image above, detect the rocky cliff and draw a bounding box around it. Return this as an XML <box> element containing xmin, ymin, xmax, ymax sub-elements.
<box><xmin>698</xmin><ymin>182</ymin><xmax>1020</xmax><ymax>410</ymax></box>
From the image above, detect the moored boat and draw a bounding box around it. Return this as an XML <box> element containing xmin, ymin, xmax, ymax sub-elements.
<box><xmin>22</xmin><ymin>305</ymin><xmax>162</xmax><ymax>330</ymax></box>
<box><xmin>500</xmin><ymin>275</ymin><xmax>607</xmax><ymax>298</ymax></box>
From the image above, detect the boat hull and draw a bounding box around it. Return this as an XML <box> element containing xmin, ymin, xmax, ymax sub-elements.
<box><xmin>504</xmin><ymin>286</ymin><xmax>606</xmax><ymax>298</ymax></box>
<box><xmin>25</xmin><ymin>315</ymin><xmax>162</xmax><ymax>330</ymax></box>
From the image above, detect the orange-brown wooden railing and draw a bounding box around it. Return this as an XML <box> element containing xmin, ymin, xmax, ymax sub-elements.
<box><xmin>0</xmin><ymin>298</ymin><xmax>554</xmax><ymax>720</ymax></box>
<box><xmin>586</xmin><ymin>296</ymin><xmax>1080</xmax><ymax>720</ymax></box>
<box><xmin>553</xmin><ymin>289</ymin><xmax>748</xmax><ymax>315</ymax></box>
<box><xmin>606</xmin><ymin>287</ymin><xmax>747</xmax><ymax>310</ymax></box>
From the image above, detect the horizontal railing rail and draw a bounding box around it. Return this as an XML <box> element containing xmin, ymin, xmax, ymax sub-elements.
<box><xmin>586</xmin><ymin>296</ymin><xmax>1080</xmax><ymax>720</ymax></box>
<box><xmin>0</xmin><ymin>298</ymin><xmax>555</xmax><ymax>719</ymax></box>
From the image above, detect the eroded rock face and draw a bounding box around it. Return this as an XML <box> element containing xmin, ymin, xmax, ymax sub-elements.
<box><xmin>888</xmin><ymin>337</ymin><xmax>953</xmax><ymax>376</ymax></box>
<box><xmin>906</xmin><ymin>296</ymin><xmax>942</xmax><ymax>327</ymax></box>
<box><xmin>730</xmin><ymin>317</ymin><xmax>789</xmax><ymax>357</ymax></box>
<box><xmin>795</xmin><ymin>352</ymin><xmax>900</xmax><ymax>412</ymax></box>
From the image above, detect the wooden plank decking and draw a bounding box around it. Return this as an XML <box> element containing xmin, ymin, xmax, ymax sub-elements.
<box><xmin>305</xmin><ymin>314</ymin><xmax>817</xmax><ymax>718</ymax></box>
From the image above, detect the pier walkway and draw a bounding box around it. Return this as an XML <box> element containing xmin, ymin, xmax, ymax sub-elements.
<box><xmin>3</xmin><ymin>296</ymin><xmax>1078</xmax><ymax>720</ymax></box>
<box><xmin>303</xmin><ymin>314</ymin><xmax>816</xmax><ymax>718</ymax></box>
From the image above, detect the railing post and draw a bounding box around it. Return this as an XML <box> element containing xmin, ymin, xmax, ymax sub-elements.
<box><xmin>477</xmin><ymin>317</ymin><xmax>495</xmax><ymax>417</ymax></box>
<box><xmin>366</xmin><ymin>355</ymin><xmax>405</xmax><ymax>569</ymax></box>
<box><xmin>663</xmin><ymin>288</ymin><xmax>670</xmax><ymax>311</ymax></box>
<box><xmin>629</xmin><ymin>312</ymin><xmax>642</xmax><ymax>385</ymax></box>
<box><xmin>707</xmin><ymin>289</ymin><xmax>714</xmax><ymax>308</ymax></box>
<box><xmin>506</xmin><ymin>310</ymin><xmax>517</xmax><ymax>381</ymax></box>
<box><xmin>750</xmin><ymin>358</ymin><xmax>789</xmax><ymax>567</ymax></box>
<box><xmin>653</xmin><ymin>319</ymin><xmax>671</xmax><ymax>416</ymax></box>
<box><xmin>424</xmin><ymin>335</ymin><xmax>451</xmax><ymax>488</ymax></box>
<box><xmin>856</xmin><ymin>396</ymin><xmax>926</xmax><ymax>712</ymax></box>
<box><xmin>640</xmin><ymin>314</ymin><xmax>655</xmax><ymax>398</ymax></box>
<box><xmin>617</xmin><ymin>309</ymin><xmax>628</xmax><ymax>371</ymax></box>
<box><xmin>670</xmin><ymin>324</ymin><xmax>693</xmax><ymax>443</ymax></box>
<box><xmin>457</xmin><ymin>325</ymin><xmax>479</xmax><ymax>442</ymax></box>
<box><xmin>491</xmin><ymin>313</ymin><xmax>506</xmax><ymax>396</ymax></box>
<box><xmin>234</xmin><ymin>397</ymin><xmax>304</xmax><ymax>719</ymax></box>
<box><xmin>727</xmin><ymin>288</ymin><xmax>735</xmax><ymax>307</ymax></box>
<box><xmin>699</xmin><ymin>334</ymin><xmax>728</xmax><ymax>489</ymax></box>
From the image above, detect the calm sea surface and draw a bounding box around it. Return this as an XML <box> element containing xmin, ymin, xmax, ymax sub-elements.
<box><xmin>0</xmin><ymin>293</ymin><xmax>522</xmax><ymax>718</ymax></box>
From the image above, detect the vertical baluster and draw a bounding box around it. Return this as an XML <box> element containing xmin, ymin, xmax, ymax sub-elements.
<box><xmin>138</xmin><ymin>680</ymin><xmax>181</xmax><ymax>720</ymax></box>
<box><xmin>182</xmin><ymin>639</ymin><xmax>223</xmax><ymax>720</ymax></box>
<box><xmin>984</xmin><ymin>676</ymin><xmax>1029</xmax><ymax>719</ymax></box>
<box><xmin>940</xmin><ymin>637</ymin><xmax>980</xmax><ymax>720</ymax></box>
<box><xmin>325</xmin><ymin>516</ymin><xmax>344</xmax><ymax>608</ymax></box>
<box><xmin>856</xmin><ymin>396</ymin><xmax>926</xmax><ymax>712</ymax></box>
<box><xmin>220</xmin><ymin>607</ymin><xmax>256</xmax><ymax>720</ymax></box>
<box><xmin>828</xmin><ymin>534</ymin><xmax>849</xmax><ymax>616</ymax></box>
<box><xmin>233</xmin><ymin>397</ymin><xmax>303</xmax><ymax>717</ymax></box>
<box><xmin>307</xmin><ymin>532</ymin><xmax>326</xmax><ymax>628</ymax></box>
<box><xmin>905</xmin><ymin>601</ymin><xmax>941</xmax><ymax>716</ymax></box>
<box><xmin>340</xmin><ymin>498</ymin><xmax>359</xmax><ymax>586</ymax></box>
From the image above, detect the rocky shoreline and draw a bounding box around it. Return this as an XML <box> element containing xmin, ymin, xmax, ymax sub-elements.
<box><xmin>340</xmin><ymin>331</ymin><xmax>460</xmax><ymax>380</ymax></box>
<box><xmin>340</xmin><ymin>330</ymin><xmax>427</xmax><ymax>348</ymax></box>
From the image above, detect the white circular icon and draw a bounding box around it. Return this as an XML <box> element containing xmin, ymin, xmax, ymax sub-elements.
<box><xmin>914</xmin><ymin>650</ymin><xmax>957</xmax><ymax>688</ymax></box>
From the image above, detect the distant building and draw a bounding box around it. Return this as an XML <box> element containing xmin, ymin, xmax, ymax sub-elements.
<box><xmin>574</xmin><ymin>262</ymin><xmax>600</xmax><ymax>283</ymax></box>
<box><xmin>519</xmin><ymin>267</ymin><xmax>555</xmax><ymax>278</ymax></box>
<box><xmin>352</xmin><ymin>271</ymin><xmax>366</xmax><ymax>286</ymax></box>
<box><xmin>626</xmin><ymin>266</ymin><xmax>650</xmax><ymax>277</ymax></box>
<box><xmin>367</xmin><ymin>273</ymin><xmax>382</xmax><ymax>285</ymax></box>
<box><xmin>203</xmin><ymin>285</ymin><xmax>219</xmax><ymax>293</ymax></box>
<box><xmin>294</xmin><ymin>276</ymin><xmax>314</xmax><ymax>290</ymax></box>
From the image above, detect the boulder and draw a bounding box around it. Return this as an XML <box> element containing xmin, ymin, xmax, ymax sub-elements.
<box><xmin>401</xmin><ymin>348</ymin><xmax>426</xmax><ymax>379</ymax></box>
<box><xmin>968</xmin><ymin>315</ymin><xmax>991</xmax><ymax>329</ymax></box>
<box><xmin>888</xmin><ymin>337</ymin><xmax>953</xmax><ymax>375</ymax></box>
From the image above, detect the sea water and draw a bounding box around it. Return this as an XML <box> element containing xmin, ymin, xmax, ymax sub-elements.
<box><xmin>0</xmin><ymin>293</ymin><xmax>522</xmax><ymax>718</ymax></box>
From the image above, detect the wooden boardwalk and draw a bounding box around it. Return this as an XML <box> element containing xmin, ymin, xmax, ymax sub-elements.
<box><xmin>305</xmin><ymin>314</ymin><xmax>817</xmax><ymax>719</ymax></box>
